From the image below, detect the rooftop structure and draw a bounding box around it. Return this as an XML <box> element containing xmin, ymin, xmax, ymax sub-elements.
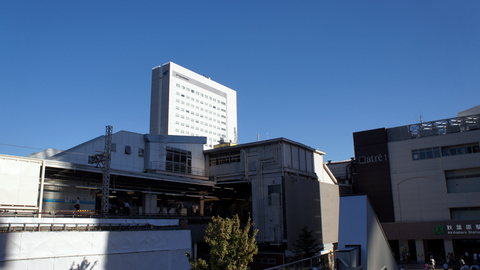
<box><xmin>386</xmin><ymin>113</ymin><xmax>480</xmax><ymax>142</ymax></box>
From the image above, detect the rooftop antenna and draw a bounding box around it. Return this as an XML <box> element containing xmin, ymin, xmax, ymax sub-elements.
<box><xmin>419</xmin><ymin>109</ymin><xmax>424</xmax><ymax>123</ymax></box>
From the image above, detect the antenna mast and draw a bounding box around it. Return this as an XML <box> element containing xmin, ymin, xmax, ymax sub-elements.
<box><xmin>88</xmin><ymin>125</ymin><xmax>113</xmax><ymax>218</ymax></box>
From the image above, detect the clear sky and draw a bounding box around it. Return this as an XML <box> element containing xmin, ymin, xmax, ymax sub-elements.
<box><xmin>1</xmin><ymin>1</ymin><xmax>479</xmax><ymax>161</ymax></box>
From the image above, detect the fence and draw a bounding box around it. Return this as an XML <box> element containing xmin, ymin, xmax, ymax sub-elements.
<box><xmin>264</xmin><ymin>252</ymin><xmax>335</xmax><ymax>270</ymax></box>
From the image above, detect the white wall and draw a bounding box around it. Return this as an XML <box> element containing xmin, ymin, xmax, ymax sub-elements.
<box><xmin>338</xmin><ymin>195</ymin><xmax>398</xmax><ymax>270</ymax></box>
<box><xmin>0</xmin><ymin>156</ymin><xmax>42</xmax><ymax>207</ymax></box>
<box><xmin>48</xmin><ymin>131</ymin><xmax>147</xmax><ymax>173</ymax></box>
<box><xmin>0</xmin><ymin>229</ymin><xmax>191</xmax><ymax>270</ymax></box>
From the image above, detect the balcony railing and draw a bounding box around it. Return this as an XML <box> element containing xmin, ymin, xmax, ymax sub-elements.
<box><xmin>388</xmin><ymin>114</ymin><xmax>480</xmax><ymax>142</ymax></box>
<box><xmin>407</xmin><ymin>114</ymin><xmax>479</xmax><ymax>139</ymax></box>
<box><xmin>149</xmin><ymin>161</ymin><xmax>208</xmax><ymax>177</ymax></box>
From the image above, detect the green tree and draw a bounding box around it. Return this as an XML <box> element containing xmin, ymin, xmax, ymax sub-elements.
<box><xmin>186</xmin><ymin>214</ymin><xmax>258</xmax><ymax>270</ymax></box>
<box><xmin>293</xmin><ymin>225</ymin><xmax>321</xmax><ymax>259</ymax></box>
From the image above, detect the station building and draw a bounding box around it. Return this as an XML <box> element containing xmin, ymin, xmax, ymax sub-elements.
<box><xmin>0</xmin><ymin>62</ymin><xmax>340</xmax><ymax>269</ymax></box>
<box><xmin>352</xmin><ymin>106</ymin><xmax>480</xmax><ymax>263</ymax></box>
<box><xmin>0</xmin><ymin>132</ymin><xmax>339</xmax><ymax>269</ymax></box>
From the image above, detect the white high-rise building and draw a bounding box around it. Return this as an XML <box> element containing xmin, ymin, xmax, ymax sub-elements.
<box><xmin>150</xmin><ymin>62</ymin><xmax>237</xmax><ymax>148</ymax></box>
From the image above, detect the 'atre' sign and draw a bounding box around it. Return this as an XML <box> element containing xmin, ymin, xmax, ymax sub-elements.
<box><xmin>358</xmin><ymin>154</ymin><xmax>388</xmax><ymax>164</ymax></box>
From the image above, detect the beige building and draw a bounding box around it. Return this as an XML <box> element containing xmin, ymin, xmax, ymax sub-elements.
<box><xmin>352</xmin><ymin>106</ymin><xmax>480</xmax><ymax>263</ymax></box>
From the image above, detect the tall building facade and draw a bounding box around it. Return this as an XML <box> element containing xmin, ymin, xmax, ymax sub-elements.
<box><xmin>150</xmin><ymin>62</ymin><xmax>237</xmax><ymax>148</ymax></box>
<box><xmin>352</xmin><ymin>107</ymin><xmax>480</xmax><ymax>263</ymax></box>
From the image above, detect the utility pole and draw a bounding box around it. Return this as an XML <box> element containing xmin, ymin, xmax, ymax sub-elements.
<box><xmin>88</xmin><ymin>125</ymin><xmax>113</xmax><ymax>218</ymax></box>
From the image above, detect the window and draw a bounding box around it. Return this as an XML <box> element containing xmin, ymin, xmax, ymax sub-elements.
<box><xmin>125</xmin><ymin>145</ymin><xmax>132</xmax><ymax>155</ymax></box>
<box><xmin>166</xmin><ymin>147</ymin><xmax>192</xmax><ymax>174</ymax></box>
<box><xmin>450</xmin><ymin>207</ymin><xmax>480</xmax><ymax>220</ymax></box>
<box><xmin>268</xmin><ymin>185</ymin><xmax>281</xmax><ymax>205</ymax></box>
<box><xmin>138</xmin><ymin>148</ymin><xmax>144</xmax><ymax>157</ymax></box>
<box><xmin>442</xmin><ymin>143</ymin><xmax>480</xmax><ymax>157</ymax></box>
<box><xmin>412</xmin><ymin>147</ymin><xmax>441</xmax><ymax>161</ymax></box>
<box><xmin>445</xmin><ymin>168</ymin><xmax>480</xmax><ymax>193</ymax></box>
<box><xmin>209</xmin><ymin>151</ymin><xmax>241</xmax><ymax>166</ymax></box>
<box><xmin>111</xmin><ymin>143</ymin><xmax>117</xmax><ymax>152</ymax></box>
<box><xmin>255</xmin><ymin>258</ymin><xmax>276</xmax><ymax>264</ymax></box>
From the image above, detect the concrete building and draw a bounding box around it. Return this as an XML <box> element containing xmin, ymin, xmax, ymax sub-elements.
<box><xmin>0</xmin><ymin>131</ymin><xmax>340</xmax><ymax>269</ymax></box>
<box><xmin>150</xmin><ymin>62</ymin><xmax>237</xmax><ymax>149</ymax></box>
<box><xmin>352</xmin><ymin>107</ymin><xmax>480</xmax><ymax>263</ymax></box>
<box><xmin>204</xmin><ymin>138</ymin><xmax>339</xmax><ymax>267</ymax></box>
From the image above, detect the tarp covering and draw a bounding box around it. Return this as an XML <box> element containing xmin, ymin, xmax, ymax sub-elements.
<box><xmin>0</xmin><ymin>229</ymin><xmax>191</xmax><ymax>270</ymax></box>
<box><xmin>0</xmin><ymin>158</ymin><xmax>41</xmax><ymax>206</ymax></box>
<box><xmin>0</xmin><ymin>217</ymin><xmax>179</xmax><ymax>227</ymax></box>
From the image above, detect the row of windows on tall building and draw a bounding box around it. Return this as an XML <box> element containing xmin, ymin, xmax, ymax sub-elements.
<box><xmin>174</xmin><ymin>101</ymin><xmax>226</xmax><ymax>124</ymax></box>
<box><xmin>176</xmin><ymin>92</ymin><xmax>226</xmax><ymax>112</ymax></box>
<box><xmin>175</xmin><ymin>83</ymin><xmax>226</xmax><ymax>106</ymax></box>
<box><xmin>411</xmin><ymin>143</ymin><xmax>480</xmax><ymax>161</ymax></box>
<box><xmin>174</xmin><ymin>82</ymin><xmax>230</xmax><ymax>148</ymax></box>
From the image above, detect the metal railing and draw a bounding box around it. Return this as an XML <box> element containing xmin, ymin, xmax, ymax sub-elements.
<box><xmin>264</xmin><ymin>252</ymin><xmax>335</xmax><ymax>270</ymax></box>
<box><xmin>407</xmin><ymin>114</ymin><xmax>479</xmax><ymax>139</ymax></box>
<box><xmin>149</xmin><ymin>161</ymin><xmax>208</xmax><ymax>177</ymax></box>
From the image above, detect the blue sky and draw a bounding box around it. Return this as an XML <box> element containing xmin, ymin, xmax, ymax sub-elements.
<box><xmin>1</xmin><ymin>1</ymin><xmax>479</xmax><ymax>161</ymax></box>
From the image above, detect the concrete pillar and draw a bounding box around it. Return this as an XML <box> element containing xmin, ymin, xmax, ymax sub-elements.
<box><xmin>415</xmin><ymin>239</ymin><xmax>425</xmax><ymax>263</ymax></box>
<box><xmin>444</xmin><ymin>239</ymin><xmax>454</xmax><ymax>258</ymax></box>
<box><xmin>200</xmin><ymin>196</ymin><xmax>204</xmax><ymax>216</ymax></box>
<box><xmin>143</xmin><ymin>194</ymin><xmax>158</xmax><ymax>214</ymax></box>
<box><xmin>193</xmin><ymin>242</ymin><xmax>197</xmax><ymax>260</ymax></box>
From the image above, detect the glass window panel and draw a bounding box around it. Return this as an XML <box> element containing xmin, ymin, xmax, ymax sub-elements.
<box><xmin>412</xmin><ymin>150</ymin><xmax>420</xmax><ymax>160</ymax></box>
<box><xmin>419</xmin><ymin>150</ymin><xmax>426</xmax><ymax>160</ymax></box>
<box><xmin>426</xmin><ymin>149</ymin><xmax>433</xmax><ymax>159</ymax></box>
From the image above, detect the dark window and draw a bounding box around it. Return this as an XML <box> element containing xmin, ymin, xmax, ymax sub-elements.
<box><xmin>268</xmin><ymin>185</ymin><xmax>281</xmax><ymax>205</ymax></box>
<box><xmin>125</xmin><ymin>145</ymin><xmax>132</xmax><ymax>155</ymax></box>
<box><xmin>412</xmin><ymin>147</ymin><xmax>441</xmax><ymax>161</ymax></box>
<box><xmin>209</xmin><ymin>151</ymin><xmax>241</xmax><ymax>166</ymax></box>
<box><xmin>442</xmin><ymin>143</ymin><xmax>480</xmax><ymax>157</ymax></box>
<box><xmin>166</xmin><ymin>147</ymin><xmax>192</xmax><ymax>174</ymax></box>
<box><xmin>450</xmin><ymin>207</ymin><xmax>480</xmax><ymax>220</ymax></box>
<box><xmin>445</xmin><ymin>168</ymin><xmax>480</xmax><ymax>194</ymax></box>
